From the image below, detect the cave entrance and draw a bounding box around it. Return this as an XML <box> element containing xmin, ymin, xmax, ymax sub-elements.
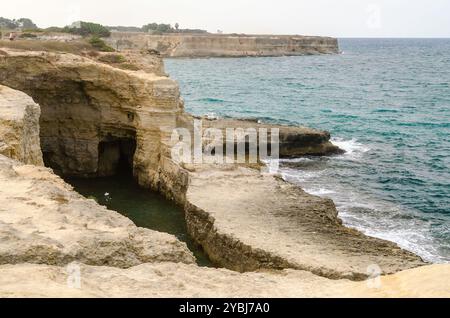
<box><xmin>98</xmin><ymin>137</ymin><xmax>136</xmax><ymax>177</ymax></box>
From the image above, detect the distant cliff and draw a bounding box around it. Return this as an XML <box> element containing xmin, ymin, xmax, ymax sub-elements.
<box><xmin>106</xmin><ymin>32</ymin><xmax>339</xmax><ymax>57</ymax></box>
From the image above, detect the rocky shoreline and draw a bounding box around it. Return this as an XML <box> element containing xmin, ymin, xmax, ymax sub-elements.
<box><xmin>0</xmin><ymin>47</ymin><xmax>448</xmax><ymax>297</ymax></box>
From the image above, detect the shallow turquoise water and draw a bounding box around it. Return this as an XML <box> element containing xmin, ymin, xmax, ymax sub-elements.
<box><xmin>165</xmin><ymin>39</ymin><xmax>450</xmax><ymax>263</ymax></box>
<box><xmin>67</xmin><ymin>175</ymin><xmax>212</xmax><ymax>266</ymax></box>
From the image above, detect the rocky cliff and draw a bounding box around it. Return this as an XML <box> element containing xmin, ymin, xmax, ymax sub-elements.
<box><xmin>0</xmin><ymin>48</ymin><xmax>426</xmax><ymax>277</ymax></box>
<box><xmin>0</xmin><ymin>47</ymin><xmax>446</xmax><ymax>298</ymax></box>
<box><xmin>0</xmin><ymin>85</ymin><xmax>43</xmax><ymax>165</ymax></box>
<box><xmin>0</xmin><ymin>49</ymin><xmax>343</xmax><ymax>202</ymax></box>
<box><xmin>0</xmin><ymin>49</ymin><xmax>183</xmax><ymax>194</ymax></box>
<box><xmin>107</xmin><ymin>33</ymin><xmax>339</xmax><ymax>57</ymax></box>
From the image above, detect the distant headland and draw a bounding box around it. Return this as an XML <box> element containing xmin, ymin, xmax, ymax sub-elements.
<box><xmin>0</xmin><ymin>17</ymin><xmax>339</xmax><ymax>58</ymax></box>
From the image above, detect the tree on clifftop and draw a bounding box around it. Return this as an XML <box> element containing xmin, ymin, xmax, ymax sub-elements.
<box><xmin>16</xmin><ymin>18</ymin><xmax>38</xmax><ymax>30</ymax></box>
<box><xmin>66</xmin><ymin>21</ymin><xmax>111</xmax><ymax>37</ymax></box>
<box><xmin>142</xmin><ymin>23</ymin><xmax>174</xmax><ymax>34</ymax></box>
<box><xmin>0</xmin><ymin>17</ymin><xmax>38</xmax><ymax>30</ymax></box>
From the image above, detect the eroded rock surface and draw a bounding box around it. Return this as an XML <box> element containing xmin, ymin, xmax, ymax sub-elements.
<box><xmin>0</xmin><ymin>155</ymin><xmax>195</xmax><ymax>267</ymax></box>
<box><xmin>0</xmin><ymin>262</ymin><xmax>448</xmax><ymax>298</ymax></box>
<box><xmin>0</xmin><ymin>49</ymin><xmax>182</xmax><ymax>192</ymax></box>
<box><xmin>202</xmin><ymin>118</ymin><xmax>343</xmax><ymax>157</ymax></box>
<box><xmin>185</xmin><ymin>166</ymin><xmax>425</xmax><ymax>280</ymax></box>
<box><xmin>0</xmin><ymin>85</ymin><xmax>43</xmax><ymax>165</ymax></box>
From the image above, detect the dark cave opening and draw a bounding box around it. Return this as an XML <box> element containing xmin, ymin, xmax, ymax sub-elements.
<box><xmin>98</xmin><ymin>137</ymin><xmax>137</xmax><ymax>177</ymax></box>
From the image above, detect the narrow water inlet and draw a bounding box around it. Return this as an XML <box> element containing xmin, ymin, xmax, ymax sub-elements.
<box><xmin>43</xmin><ymin>129</ymin><xmax>212</xmax><ymax>266</ymax></box>
<box><xmin>57</xmin><ymin>135</ymin><xmax>212</xmax><ymax>266</ymax></box>
<box><xmin>66</xmin><ymin>173</ymin><xmax>213</xmax><ymax>266</ymax></box>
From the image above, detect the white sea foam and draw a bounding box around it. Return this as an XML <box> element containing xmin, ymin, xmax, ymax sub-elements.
<box><xmin>331</xmin><ymin>137</ymin><xmax>370</xmax><ymax>160</ymax></box>
<box><xmin>279</xmin><ymin>164</ymin><xmax>449</xmax><ymax>263</ymax></box>
<box><xmin>280</xmin><ymin>167</ymin><xmax>323</xmax><ymax>183</ymax></box>
<box><xmin>304</xmin><ymin>188</ymin><xmax>336</xmax><ymax>196</ymax></box>
<box><xmin>278</xmin><ymin>157</ymin><xmax>313</xmax><ymax>163</ymax></box>
<box><xmin>204</xmin><ymin>112</ymin><xmax>219</xmax><ymax>120</ymax></box>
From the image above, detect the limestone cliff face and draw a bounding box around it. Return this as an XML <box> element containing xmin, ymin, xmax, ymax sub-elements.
<box><xmin>0</xmin><ymin>49</ymin><xmax>184</xmax><ymax>199</ymax></box>
<box><xmin>0</xmin><ymin>85</ymin><xmax>43</xmax><ymax>166</ymax></box>
<box><xmin>0</xmin><ymin>49</ymin><xmax>341</xmax><ymax>204</ymax></box>
<box><xmin>107</xmin><ymin>33</ymin><xmax>339</xmax><ymax>57</ymax></box>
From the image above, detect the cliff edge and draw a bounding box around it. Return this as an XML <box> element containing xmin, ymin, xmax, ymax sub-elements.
<box><xmin>107</xmin><ymin>33</ymin><xmax>339</xmax><ymax>58</ymax></box>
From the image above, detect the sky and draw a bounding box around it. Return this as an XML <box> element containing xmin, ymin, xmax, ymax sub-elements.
<box><xmin>2</xmin><ymin>0</ymin><xmax>450</xmax><ymax>37</ymax></box>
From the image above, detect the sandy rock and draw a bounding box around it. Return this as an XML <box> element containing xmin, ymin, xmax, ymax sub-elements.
<box><xmin>107</xmin><ymin>33</ymin><xmax>340</xmax><ymax>58</ymax></box>
<box><xmin>0</xmin><ymin>85</ymin><xmax>43</xmax><ymax>165</ymax></box>
<box><xmin>0</xmin><ymin>262</ymin><xmax>448</xmax><ymax>298</ymax></box>
<box><xmin>0</xmin><ymin>155</ymin><xmax>195</xmax><ymax>267</ymax></box>
<box><xmin>185</xmin><ymin>166</ymin><xmax>425</xmax><ymax>280</ymax></box>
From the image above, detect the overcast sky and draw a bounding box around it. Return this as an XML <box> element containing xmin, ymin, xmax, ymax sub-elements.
<box><xmin>3</xmin><ymin>0</ymin><xmax>450</xmax><ymax>37</ymax></box>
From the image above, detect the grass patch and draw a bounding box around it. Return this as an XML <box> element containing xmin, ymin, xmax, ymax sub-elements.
<box><xmin>0</xmin><ymin>37</ymin><xmax>114</xmax><ymax>55</ymax></box>
<box><xmin>19</xmin><ymin>33</ymin><xmax>38</xmax><ymax>39</ymax></box>
<box><xmin>98</xmin><ymin>54</ymin><xmax>126</xmax><ymax>64</ymax></box>
<box><xmin>118</xmin><ymin>63</ymin><xmax>141</xmax><ymax>71</ymax></box>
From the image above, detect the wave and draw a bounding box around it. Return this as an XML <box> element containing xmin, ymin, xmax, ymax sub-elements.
<box><xmin>373</xmin><ymin>109</ymin><xmax>399</xmax><ymax>113</ymax></box>
<box><xmin>194</xmin><ymin>97</ymin><xmax>230</xmax><ymax>104</ymax></box>
<box><xmin>331</xmin><ymin>137</ymin><xmax>370</xmax><ymax>159</ymax></box>
<box><xmin>280</xmin><ymin>165</ymin><xmax>450</xmax><ymax>263</ymax></box>
<box><xmin>304</xmin><ymin>188</ymin><xmax>336</xmax><ymax>196</ymax></box>
<box><xmin>278</xmin><ymin>157</ymin><xmax>314</xmax><ymax>164</ymax></box>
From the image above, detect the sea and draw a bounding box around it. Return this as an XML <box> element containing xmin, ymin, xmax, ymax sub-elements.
<box><xmin>165</xmin><ymin>38</ymin><xmax>450</xmax><ymax>263</ymax></box>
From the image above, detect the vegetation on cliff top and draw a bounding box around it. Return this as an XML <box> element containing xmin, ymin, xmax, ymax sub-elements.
<box><xmin>1</xmin><ymin>17</ymin><xmax>207</xmax><ymax>36</ymax></box>
<box><xmin>0</xmin><ymin>17</ymin><xmax>38</xmax><ymax>30</ymax></box>
<box><xmin>43</xmin><ymin>22</ymin><xmax>111</xmax><ymax>38</ymax></box>
<box><xmin>140</xmin><ymin>22</ymin><xmax>207</xmax><ymax>34</ymax></box>
<box><xmin>88</xmin><ymin>36</ymin><xmax>115</xmax><ymax>52</ymax></box>
<box><xmin>1</xmin><ymin>18</ymin><xmax>111</xmax><ymax>38</ymax></box>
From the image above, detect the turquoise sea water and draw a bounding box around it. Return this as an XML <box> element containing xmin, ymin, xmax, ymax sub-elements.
<box><xmin>165</xmin><ymin>39</ymin><xmax>450</xmax><ymax>263</ymax></box>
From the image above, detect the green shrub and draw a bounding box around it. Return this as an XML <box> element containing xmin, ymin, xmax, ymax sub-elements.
<box><xmin>44</xmin><ymin>26</ymin><xmax>65</xmax><ymax>33</ymax></box>
<box><xmin>119</xmin><ymin>63</ymin><xmax>140</xmax><ymax>71</ymax></box>
<box><xmin>0</xmin><ymin>17</ymin><xmax>38</xmax><ymax>30</ymax></box>
<box><xmin>98</xmin><ymin>54</ymin><xmax>126</xmax><ymax>64</ymax></box>
<box><xmin>23</xmin><ymin>28</ymin><xmax>43</xmax><ymax>33</ymax></box>
<box><xmin>68</xmin><ymin>21</ymin><xmax>111</xmax><ymax>37</ymax></box>
<box><xmin>19</xmin><ymin>33</ymin><xmax>37</xmax><ymax>38</ymax></box>
<box><xmin>88</xmin><ymin>36</ymin><xmax>115</xmax><ymax>52</ymax></box>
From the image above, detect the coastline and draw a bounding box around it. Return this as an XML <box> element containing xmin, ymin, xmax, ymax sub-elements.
<box><xmin>106</xmin><ymin>32</ymin><xmax>340</xmax><ymax>58</ymax></box>
<box><xmin>0</xmin><ymin>46</ymin><xmax>447</xmax><ymax>297</ymax></box>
